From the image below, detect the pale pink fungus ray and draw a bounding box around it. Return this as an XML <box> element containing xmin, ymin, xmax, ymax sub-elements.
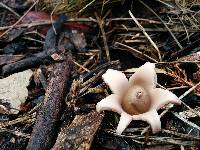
<box><xmin>149</xmin><ymin>88</ymin><xmax>181</xmax><ymax>110</ymax></box>
<box><xmin>129</xmin><ymin>62</ymin><xmax>157</xmax><ymax>88</ymax></box>
<box><xmin>132</xmin><ymin>110</ymin><xmax>161</xmax><ymax>134</ymax></box>
<box><xmin>96</xmin><ymin>94</ymin><xmax>123</xmax><ymax>114</ymax></box>
<box><xmin>102</xmin><ymin>69</ymin><xmax>129</xmax><ymax>96</ymax></box>
<box><xmin>116</xmin><ymin>112</ymin><xmax>133</xmax><ymax>135</ymax></box>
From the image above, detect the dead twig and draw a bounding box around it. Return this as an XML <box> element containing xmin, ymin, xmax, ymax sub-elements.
<box><xmin>105</xmin><ymin>129</ymin><xmax>200</xmax><ymax>146</ymax></box>
<box><xmin>78</xmin><ymin>0</ymin><xmax>96</xmax><ymax>14</ymax></box>
<box><xmin>162</xmin><ymin>129</ymin><xmax>200</xmax><ymax>141</ymax></box>
<box><xmin>0</xmin><ymin>18</ymin><xmax>168</xmax><ymax>31</ymax></box>
<box><xmin>116</xmin><ymin>27</ymin><xmax>200</xmax><ymax>33</ymax></box>
<box><xmin>0</xmin><ymin>127</ymin><xmax>31</xmax><ymax>138</ymax></box>
<box><xmin>0</xmin><ymin>2</ymin><xmax>20</xmax><ymax>18</ymax></box>
<box><xmin>115</xmin><ymin>42</ymin><xmax>158</xmax><ymax>63</ymax></box>
<box><xmin>129</xmin><ymin>10</ymin><xmax>162</xmax><ymax>61</ymax></box>
<box><xmin>138</xmin><ymin>0</ymin><xmax>183</xmax><ymax>50</ymax></box>
<box><xmin>0</xmin><ymin>113</ymin><xmax>36</xmax><ymax>128</ymax></box>
<box><xmin>73</xmin><ymin>60</ymin><xmax>90</xmax><ymax>72</ymax></box>
<box><xmin>0</xmin><ymin>0</ymin><xmax>39</xmax><ymax>38</ymax></box>
<box><xmin>172</xmin><ymin>112</ymin><xmax>200</xmax><ymax>131</ymax></box>
<box><xmin>95</xmin><ymin>13</ymin><xmax>110</xmax><ymax>62</ymax></box>
<box><xmin>51</xmin><ymin>3</ymin><xmax>61</xmax><ymax>35</ymax></box>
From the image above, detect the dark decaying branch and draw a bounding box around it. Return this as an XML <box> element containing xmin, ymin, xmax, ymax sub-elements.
<box><xmin>1</xmin><ymin>51</ymin><xmax>53</xmax><ymax>77</ymax></box>
<box><xmin>1</xmin><ymin>15</ymin><xmax>67</xmax><ymax>77</ymax></box>
<box><xmin>0</xmin><ymin>55</ymin><xmax>24</xmax><ymax>66</ymax></box>
<box><xmin>169</xmin><ymin>38</ymin><xmax>200</xmax><ymax>60</ymax></box>
<box><xmin>26</xmin><ymin>50</ymin><xmax>73</xmax><ymax>150</ymax></box>
<box><xmin>26</xmin><ymin>15</ymin><xmax>72</xmax><ymax>150</ymax></box>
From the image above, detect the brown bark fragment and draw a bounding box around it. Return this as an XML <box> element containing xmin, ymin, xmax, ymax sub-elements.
<box><xmin>52</xmin><ymin>111</ymin><xmax>104</xmax><ymax>150</ymax></box>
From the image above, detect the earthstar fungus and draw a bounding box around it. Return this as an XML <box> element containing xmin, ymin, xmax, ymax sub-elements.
<box><xmin>96</xmin><ymin>62</ymin><xmax>181</xmax><ymax>134</ymax></box>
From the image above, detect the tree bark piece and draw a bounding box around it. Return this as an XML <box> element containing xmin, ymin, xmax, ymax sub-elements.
<box><xmin>52</xmin><ymin>111</ymin><xmax>104</xmax><ymax>150</ymax></box>
<box><xmin>26</xmin><ymin>51</ymin><xmax>72</xmax><ymax>150</ymax></box>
